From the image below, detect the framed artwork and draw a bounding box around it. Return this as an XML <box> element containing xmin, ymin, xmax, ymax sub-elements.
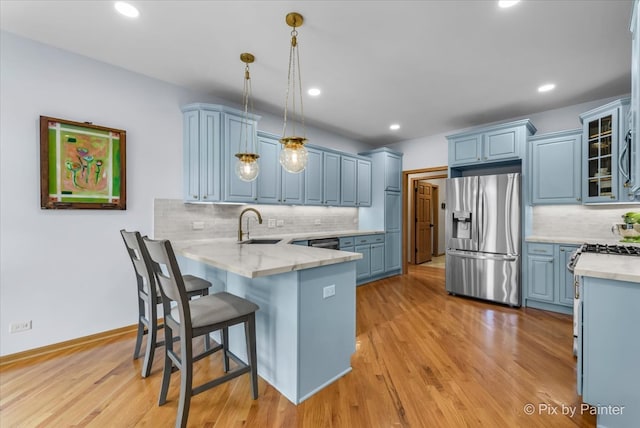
<box><xmin>40</xmin><ymin>116</ymin><xmax>126</xmax><ymax>210</ymax></box>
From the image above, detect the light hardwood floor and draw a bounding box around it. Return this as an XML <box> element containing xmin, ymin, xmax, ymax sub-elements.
<box><xmin>0</xmin><ymin>265</ymin><xmax>595</xmax><ymax>427</ymax></box>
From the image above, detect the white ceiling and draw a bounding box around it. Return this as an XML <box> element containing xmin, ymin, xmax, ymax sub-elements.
<box><xmin>0</xmin><ymin>0</ymin><xmax>634</xmax><ymax>146</ymax></box>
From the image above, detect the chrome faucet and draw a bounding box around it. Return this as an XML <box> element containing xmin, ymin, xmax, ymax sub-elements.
<box><xmin>238</xmin><ymin>207</ymin><xmax>263</xmax><ymax>241</ymax></box>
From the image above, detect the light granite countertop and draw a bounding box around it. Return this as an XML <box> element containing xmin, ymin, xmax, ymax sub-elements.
<box><xmin>574</xmin><ymin>253</ymin><xmax>640</xmax><ymax>283</ymax></box>
<box><xmin>173</xmin><ymin>236</ymin><xmax>364</xmax><ymax>279</ymax></box>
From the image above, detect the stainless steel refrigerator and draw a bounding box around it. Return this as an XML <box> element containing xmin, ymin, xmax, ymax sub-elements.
<box><xmin>445</xmin><ymin>173</ymin><xmax>521</xmax><ymax>306</ymax></box>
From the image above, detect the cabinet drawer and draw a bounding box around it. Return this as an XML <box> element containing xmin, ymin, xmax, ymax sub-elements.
<box><xmin>339</xmin><ymin>236</ymin><xmax>355</xmax><ymax>247</ymax></box>
<box><xmin>527</xmin><ymin>243</ymin><xmax>553</xmax><ymax>255</ymax></box>
<box><xmin>354</xmin><ymin>234</ymin><xmax>385</xmax><ymax>245</ymax></box>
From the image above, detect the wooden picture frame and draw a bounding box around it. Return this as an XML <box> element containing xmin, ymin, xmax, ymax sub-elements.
<box><xmin>40</xmin><ymin>116</ymin><xmax>126</xmax><ymax>210</ymax></box>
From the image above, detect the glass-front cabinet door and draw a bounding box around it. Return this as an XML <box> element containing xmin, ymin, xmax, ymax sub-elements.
<box><xmin>585</xmin><ymin>112</ymin><xmax>617</xmax><ymax>201</ymax></box>
<box><xmin>580</xmin><ymin>99</ymin><xmax>630</xmax><ymax>203</ymax></box>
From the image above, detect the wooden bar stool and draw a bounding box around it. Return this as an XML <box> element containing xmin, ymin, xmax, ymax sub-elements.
<box><xmin>120</xmin><ymin>230</ymin><xmax>211</xmax><ymax>378</ymax></box>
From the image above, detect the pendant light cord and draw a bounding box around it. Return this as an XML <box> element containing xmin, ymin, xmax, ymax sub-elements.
<box><xmin>282</xmin><ymin>27</ymin><xmax>305</xmax><ymax>139</ymax></box>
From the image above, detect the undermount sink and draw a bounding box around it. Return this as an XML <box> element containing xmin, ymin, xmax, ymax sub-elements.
<box><xmin>241</xmin><ymin>238</ymin><xmax>282</xmax><ymax>245</ymax></box>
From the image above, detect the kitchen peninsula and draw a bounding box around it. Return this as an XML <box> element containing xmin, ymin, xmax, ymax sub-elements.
<box><xmin>173</xmin><ymin>238</ymin><xmax>362</xmax><ymax>404</ymax></box>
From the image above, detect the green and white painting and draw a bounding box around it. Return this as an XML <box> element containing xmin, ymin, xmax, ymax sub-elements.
<box><xmin>40</xmin><ymin>116</ymin><xmax>126</xmax><ymax>209</ymax></box>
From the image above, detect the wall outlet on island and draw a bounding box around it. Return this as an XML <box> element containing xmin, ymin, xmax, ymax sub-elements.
<box><xmin>276</xmin><ymin>219</ymin><xmax>284</xmax><ymax>227</ymax></box>
<box><xmin>268</xmin><ymin>218</ymin><xmax>276</xmax><ymax>228</ymax></box>
<box><xmin>192</xmin><ymin>221</ymin><xmax>205</xmax><ymax>230</ymax></box>
<box><xmin>323</xmin><ymin>284</ymin><xmax>336</xmax><ymax>299</ymax></box>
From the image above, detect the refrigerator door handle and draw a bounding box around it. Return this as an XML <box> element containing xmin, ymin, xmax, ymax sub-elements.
<box><xmin>447</xmin><ymin>249</ymin><xmax>518</xmax><ymax>262</ymax></box>
<box><xmin>505</xmin><ymin>174</ymin><xmax>516</xmax><ymax>255</ymax></box>
<box><xmin>478</xmin><ymin>185</ymin><xmax>485</xmax><ymax>247</ymax></box>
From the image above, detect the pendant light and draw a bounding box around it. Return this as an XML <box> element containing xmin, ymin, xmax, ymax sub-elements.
<box><xmin>235</xmin><ymin>53</ymin><xmax>260</xmax><ymax>182</ymax></box>
<box><xmin>279</xmin><ymin>12</ymin><xmax>308</xmax><ymax>174</ymax></box>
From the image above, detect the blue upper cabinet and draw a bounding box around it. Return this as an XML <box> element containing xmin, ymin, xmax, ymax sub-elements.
<box><xmin>281</xmin><ymin>168</ymin><xmax>304</xmax><ymax>204</ymax></box>
<box><xmin>357</xmin><ymin>159</ymin><xmax>372</xmax><ymax>206</ymax></box>
<box><xmin>256</xmin><ymin>132</ymin><xmax>280</xmax><ymax>204</ymax></box>
<box><xmin>182</xmin><ymin>104</ymin><xmax>260</xmax><ymax>203</ymax></box>
<box><xmin>256</xmin><ymin>131</ymin><xmax>304</xmax><ymax>205</ymax></box>
<box><xmin>579</xmin><ymin>98</ymin><xmax>629</xmax><ymax>204</ymax></box>
<box><xmin>224</xmin><ymin>114</ymin><xmax>258</xmax><ymax>202</ymax></box>
<box><xmin>447</xmin><ymin>119</ymin><xmax>537</xmax><ymax>167</ymax></box>
<box><xmin>304</xmin><ymin>147</ymin><xmax>323</xmax><ymax>205</ymax></box>
<box><xmin>385</xmin><ymin>153</ymin><xmax>402</xmax><ymax>191</ymax></box>
<box><xmin>183</xmin><ymin>109</ymin><xmax>221</xmax><ymax>202</ymax></box>
<box><xmin>340</xmin><ymin>155</ymin><xmax>357</xmax><ymax>206</ymax></box>
<box><xmin>323</xmin><ymin>151</ymin><xmax>341</xmax><ymax>205</ymax></box>
<box><xmin>529</xmin><ymin>129</ymin><xmax>582</xmax><ymax>205</ymax></box>
<box><xmin>449</xmin><ymin>134</ymin><xmax>482</xmax><ymax>166</ymax></box>
<box><xmin>340</xmin><ymin>155</ymin><xmax>372</xmax><ymax>207</ymax></box>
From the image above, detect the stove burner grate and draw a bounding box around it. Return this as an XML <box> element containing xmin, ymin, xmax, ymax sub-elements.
<box><xmin>581</xmin><ymin>244</ymin><xmax>640</xmax><ymax>256</ymax></box>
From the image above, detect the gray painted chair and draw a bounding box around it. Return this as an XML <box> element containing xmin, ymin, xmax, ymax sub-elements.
<box><xmin>142</xmin><ymin>237</ymin><xmax>259</xmax><ymax>428</ymax></box>
<box><xmin>120</xmin><ymin>230</ymin><xmax>211</xmax><ymax>378</ymax></box>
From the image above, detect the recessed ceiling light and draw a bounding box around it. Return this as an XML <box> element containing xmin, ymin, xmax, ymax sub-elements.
<box><xmin>114</xmin><ymin>1</ymin><xmax>139</xmax><ymax>18</ymax></box>
<box><xmin>498</xmin><ymin>0</ymin><xmax>520</xmax><ymax>8</ymax></box>
<box><xmin>308</xmin><ymin>88</ymin><xmax>321</xmax><ymax>96</ymax></box>
<box><xmin>389</xmin><ymin>124</ymin><xmax>400</xmax><ymax>131</ymax></box>
<box><xmin>538</xmin><ymin>83</ymin><xmax>556</xmax><ymax>93</ymax></box>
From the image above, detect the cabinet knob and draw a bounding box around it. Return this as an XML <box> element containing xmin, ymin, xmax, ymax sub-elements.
<box><xmin>193</xmin><ymin>195</ymin><xmax>197</xmax><ymax>198</ymax></box>
<box><xmin>576</xmin><ymin>198</ymin><xmax>581</xmax><ymax>201</ymax></box>
<box><xmin>611</xmin><ymin>195</ymin><xmax>616</xmax><ymax>199</ymax></box>
<box><xmin>483</xmin><ymin>157</ymin><xmax>488</xmax><ymax>160</ymax></box>
<box><xmin>477</xmin><ymin>157</ymin><xmax>481</xmax><ymax>160</ymax></box>
<box><xmin>254</xmin><ymin>197</ymin><xmax>258</xmax><ymax>201</ymax></box>
<box><xmin>283</xmin><ymin>199</ymin><xmax>286</xmax><ymax>202</ymax></box>
<box><xmin>203</xmin><ymin>195</ymin><xmax>207</xmax><ymax>199</ymax></box>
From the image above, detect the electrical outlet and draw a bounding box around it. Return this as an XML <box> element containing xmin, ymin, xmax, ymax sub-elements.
<box><xmin>268</xmin><ymin>218</ymin><xmax>276</xmax><ymax>228</ymax></box>
<box><xmin>10</xmin><ymin>320</ymin><xmax>32</xmax><ymax>333</ymax></box>
<box><xmin>323</xmin><ymin>284</ymin><xmax>336</xmax><ymax>299</ymax></box>
<box><xmin>314</xmin><ymin>219</ymin><xmax>321</xmax><ymax>225</ymax></box>
<box><xmin>276</xmin><ymin>219</ymin><xmax>284</xmax><ymax>227</ymax></box>
<box><xmin>192</xmin><ymin>221</ymin><xmax>205</xmax><ymax>230</ymax></box>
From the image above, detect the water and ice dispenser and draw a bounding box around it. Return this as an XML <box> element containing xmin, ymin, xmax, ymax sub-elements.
<box><xmin>451</xmin><ymin>211</ymin><xmax>472</xmax><ymax>239</ymax></box>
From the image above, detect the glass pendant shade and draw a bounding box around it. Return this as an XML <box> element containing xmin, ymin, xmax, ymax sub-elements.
<box><xmin>279</xmin><ymin>137</ymin><xmax>308</xmax><ymax>173</ymax></box>
<box><xmin>235</xmin><ymin>153</ymin><xmax>260</xmax><ymax>182</ymax></box>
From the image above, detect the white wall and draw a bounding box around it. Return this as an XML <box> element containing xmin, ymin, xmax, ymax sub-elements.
<box><xmin>0</xmin><ymin>32</ymin><xmax>368</xmax><ymax>356</ymax></box>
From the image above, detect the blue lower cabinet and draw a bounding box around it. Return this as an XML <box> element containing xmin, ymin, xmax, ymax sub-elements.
<box><xmin>385</xmin><ymin>232</ymin><xmax>401</xmax><ymax>272</ymax></box>
<box><xmin>580</xmin><ymin>276</ymin><xmax>640</xmax><ymax>427</ymax></box>
<box><xmin>370</xmin><ymin>243</ymin><xmax>385</xmax><ymax>276</ymax></box>
<box><xmin>341</xmin><ymin>235</ymin><xmax>389</xmax><ymax>285</ymax></box>
<box><xmin>524</xmin><ymin>242</ymin><xmax>578</xmax><ymax>314</ymax></box>
<box><xmin>355</xmin><ymin>245</ymin><xmax>371</xmax><ymax>281</ymax></box>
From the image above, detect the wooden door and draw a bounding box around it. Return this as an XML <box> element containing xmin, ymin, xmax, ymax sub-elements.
<box><xmin>415</xmin><ymin>181</ymin><xmax>433</xmax><ymax>263</ymax></box>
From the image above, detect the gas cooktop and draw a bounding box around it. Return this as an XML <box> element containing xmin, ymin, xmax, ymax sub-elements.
<box><xmin>580</xmin><ymin>243</ymin><xmax>640</xmax><ymax>256</ymax></box>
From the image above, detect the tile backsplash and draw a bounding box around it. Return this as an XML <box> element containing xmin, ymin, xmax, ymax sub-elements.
<box><xmin>532</xmin><ymin>204</ymin><xmax>640</xmax><ymax>241</ymax></box>
<box><xmin>154</xmin><ymin>199</ymin><xmax>359</xmax><ymax>241</ymax></box>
